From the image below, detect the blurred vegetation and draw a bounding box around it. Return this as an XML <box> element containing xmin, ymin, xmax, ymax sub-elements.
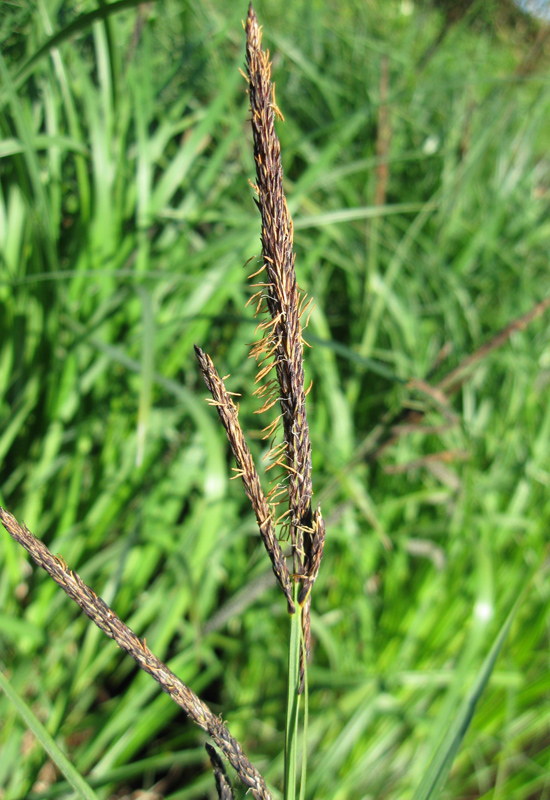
<box><xmin>1</xmin><ymin>0</ymin><xmax>550</xmax><ymax>798</ymax></box>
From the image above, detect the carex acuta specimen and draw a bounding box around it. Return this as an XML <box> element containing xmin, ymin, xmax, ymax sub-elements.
<box><xmin>196</xmin><ymin>3</ymin><xmax>325</xmax><ymax>687</ymax></box>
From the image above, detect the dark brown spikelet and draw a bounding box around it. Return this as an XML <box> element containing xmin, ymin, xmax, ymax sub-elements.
<box><xmin>206</xmin><ymin>743</ymin><xmax>235</xmax><ymax>800</ymax></box>
<box><xmin>0</xmin><ymin>507</ymin><xmax>272</xmax><ymax>800</ymax></box>
<box><xmin>299</xmin><ymin>506</ymin><xmax>326</xmax><ymax>607</ymax></box>
<box><xmin>245</xmin><ymin>5</ymin><xmax>313</xmax><ymax>575</ymax></box>
<box><xmin>194</xmin><ymin>345</ymin><xmax>295</xmax><ymax>614</ymax></box>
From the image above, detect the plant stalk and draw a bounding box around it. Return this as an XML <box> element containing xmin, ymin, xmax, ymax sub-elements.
<box><xmin>284</xmin><ymin>583</ymin><xmax>303</xmax><ymax>800</ymax></box>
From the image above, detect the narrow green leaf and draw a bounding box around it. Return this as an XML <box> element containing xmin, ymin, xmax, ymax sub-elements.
<box><xmin>294</xmin><ymin>202</ymin><xmax>438</xmax><ymax>230</ymax></box>
<box><xmin>412</xmin><ymin>575</ymin><xmax>536</xmax><ymax>800</ymax></box>
<box><xmin>4</xmin><ymin>0</ymin><xmax>159</xmax><ymax>99</ymax></box>
<box><xmin>135</xmin><ymin>286</ymin><xmax>154</xmax><ymax>468</ymax></box>
<box><xmin>0</xmin><ymin>668</ymin><xmax>100</xmax><ymax>800</ymax></box>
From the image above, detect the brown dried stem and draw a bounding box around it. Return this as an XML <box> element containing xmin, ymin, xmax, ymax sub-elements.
<box><xmin>370</xmin><ymin>293</ymin><xmax>550</xmax><ymax>462</ymax></box>
<box><xmin>315</xmin><ymin>294</ymin><xmax>550</xmax><ymax>519</ymax></box>
<box><xmin>194</xmin><ymin>345</ymin><xmax>295</xmax><ymax>613</ymax></box>
<box><xmin>0</xmin><ymin>506</ymin><xmax>272</xmax><ymax>800</ymax></box>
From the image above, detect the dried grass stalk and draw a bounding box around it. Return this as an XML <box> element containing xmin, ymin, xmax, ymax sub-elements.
<box><xmin>0</xmin><ymin>507</ymin><xmax>272</xmax><ymax>800</ymax></box>
<box><xmin>194</xmin><ymin>345</ymin><xmax>295</xmax><ymax>613</ymax></box>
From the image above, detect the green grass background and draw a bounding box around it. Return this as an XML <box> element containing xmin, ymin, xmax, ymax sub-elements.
<box><xmin>1</xmin><ymin>0</ymin><xmax>550</xmax><ymax>798</ymax></box>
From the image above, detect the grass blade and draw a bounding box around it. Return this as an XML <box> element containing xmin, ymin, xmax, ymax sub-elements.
<box><xmin>0</xmin><ymin>667</ymin><xmax>100</xmax><ymax>800</ymax></box>
<box><xmin>411</xmin><ymin>571</ymin><xmax>537</xmax><ymax>800</ymax></box>
<box><xmin>135</xmin><ymin>286</ymin><xmax>154</xmax><ymax>468</ymax></box>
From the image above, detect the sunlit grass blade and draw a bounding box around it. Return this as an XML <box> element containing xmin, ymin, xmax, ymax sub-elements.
<box><xmin>4</xmin><ymin>0</ymin><xmax>154</xmax><ymax>100</ymax></box>
<box><xmin>294</xmin><ymin>201</ymin><xmax>437</xmax><ymax>230</ymax></box>
<box><xmin>411</xmin><ymin>570</ymin><xmax>538</xmax><ymax>800</ymax></box>
<box><xmin>135</xmin><ymin>286</ymin><xmax>154</xmax><ymax>468</ymax></box>
<box><xmin>0</xmin><ymin>667</ymin><xmax>100</xmax><ymax>800</ymax></box>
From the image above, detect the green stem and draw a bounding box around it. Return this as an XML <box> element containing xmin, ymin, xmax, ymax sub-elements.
<box><xmin>284</xmin><ymin>583</ymin><xmax>303</xmax><ymax>800</ymax></box>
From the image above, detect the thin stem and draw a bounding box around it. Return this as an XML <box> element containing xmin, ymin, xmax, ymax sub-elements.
<box><xmin>284</xmin><ymin>583</ymin><xmax>303</xmax><ymax>800</ymax></box>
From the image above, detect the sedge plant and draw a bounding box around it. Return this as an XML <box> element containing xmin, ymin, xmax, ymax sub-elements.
<box><xmin>0</xmin><ymin>6</ymin><xmax>323</xmax><ymax>799</ymax></box>
<box><xmin>2</xmin><ymin>4</ymin><xmax>549</xmax><ymax>800</ymax></box>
